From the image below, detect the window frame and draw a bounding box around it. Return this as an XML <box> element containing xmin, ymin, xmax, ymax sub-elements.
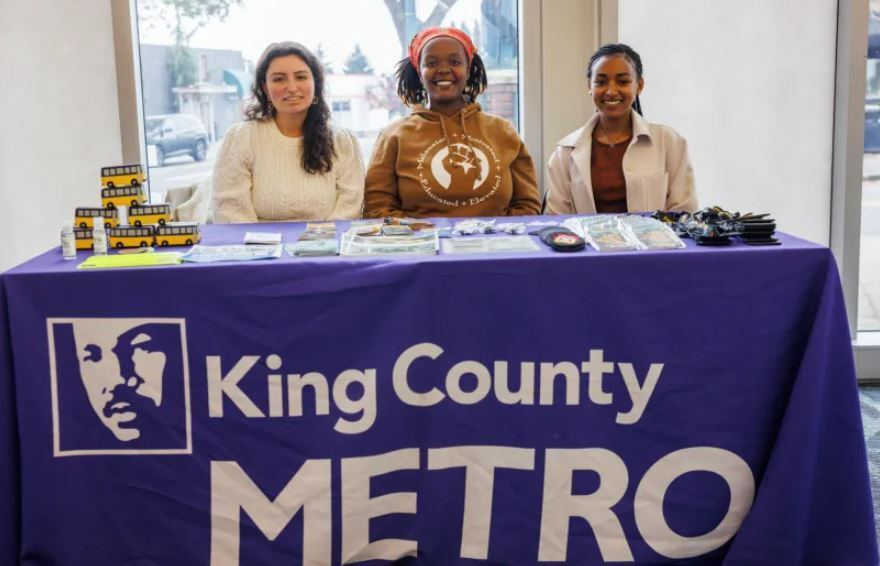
<box><xmin>115</xmin><ymin>0</ymin><xmax>540</xmax><ymax>195</ymax></box>
<box><xmin>110</xmin><ymin>2</ymin><xmax>880</xmax><ymax>381</ymax></box>
<box><xmin>832</xmin><ymin>0</ymin><xmax>867</xmax><ymax>339</ymax></box>
<box><xmin>832</xmin><ymin>0</ymin><xmax>880</xmax><ymax>379</ymax></box>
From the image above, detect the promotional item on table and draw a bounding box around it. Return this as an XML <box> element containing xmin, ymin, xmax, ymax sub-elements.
<box><xmin>180</xmin><ymin>244</ymin><xmax>283</xmax><ymax>263</ymax></box>
<box><xmin>653</xmin><ymin>206</ymin><xmax>780</xmax><ymax>246</ymax></box>
<box><xmin>56</xmin><ymin>195</ymin><xmax>784</xmax><ymax>268</ymax></box>
<box><xmin>243</xmin><ymin>232</ymin><xmax>283</xmax><ymax>245</ymax></box>
<box><xmin>289</xmin><ymin>224</ymin><xmax>339</xmax><ymax>257</ymax></box>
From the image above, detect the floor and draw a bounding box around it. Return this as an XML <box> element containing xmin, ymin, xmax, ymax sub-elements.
<box><xmin>859</xmin><ymin>385</ymin><xmax>880</xmax><ymax>540</ymax></box>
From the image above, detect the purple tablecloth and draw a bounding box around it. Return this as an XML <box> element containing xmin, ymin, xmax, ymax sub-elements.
<box><xmin>0</xmin><ymin>220</ymin><xmax>876</xmax><ymax>565</ymax></box>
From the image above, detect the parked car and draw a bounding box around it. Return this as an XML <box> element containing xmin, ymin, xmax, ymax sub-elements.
<box><xmin>146</xmin><ymin>114</ymin><xmax>209</xmax><ymax>166</ymax></box>
<box><xmin>866</xmin><ymin>99</ymin><xmax>880</xmax><ymax>153</ymax></box>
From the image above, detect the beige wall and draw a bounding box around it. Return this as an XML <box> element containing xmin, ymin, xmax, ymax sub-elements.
<box><xmin>540</xmin><ymin>0</ymin><xmax>595</xmax><ymax>166</ymax></box>
<box><xmin>619</xmin><ymin>0</ymin><xmax>836</xmax><ymax>245</ymax></box>
<box><xmin>0</xmin><ymin>0</ymin><xmax>122</xmax><ymax>271</ymax></box>
<box><xmin>536</xmin><ymin>0</ymin><xmax>618</xmax><ymax>192</ymax></box>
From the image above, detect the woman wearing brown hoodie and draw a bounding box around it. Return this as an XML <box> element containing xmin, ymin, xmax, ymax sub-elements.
<box><xmin>364</xmin><ymin>27</ymin><xmax>541</xmax><ymax>219</ymax></box>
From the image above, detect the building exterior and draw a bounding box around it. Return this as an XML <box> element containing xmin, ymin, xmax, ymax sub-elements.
<box><xmin>325</xmin><ymin>73</ymin><xmax>391</xmax><ymax>137</ymax></box>
<box><xmin>139</xmin><ymin>44</ymin><xmax>248</xmax><ymax>142</ymax></box>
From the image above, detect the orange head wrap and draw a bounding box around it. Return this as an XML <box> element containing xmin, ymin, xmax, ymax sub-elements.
<box><xmin>408</xmin><ymin>26</ymin><xmax>477</xmax><ymax>70</ymax></box>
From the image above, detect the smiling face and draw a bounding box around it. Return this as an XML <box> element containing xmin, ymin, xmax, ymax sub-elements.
<box><xmin>263</xmin><ymin>54</ymin><xmax>315</xmax><ymax>118</ymax></box>
<box><xmin>419</xmin><ymin>36</ymin><xmax>469</xmax><ymax>109</ymax></box>
<box><xmin>589</xmin><ymin>54</ymin><xmax>644</xmax><ymax>119</ymax></box>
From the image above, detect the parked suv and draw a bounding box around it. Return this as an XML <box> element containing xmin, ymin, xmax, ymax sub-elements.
<box><xmin>146</xmin><ymin>114</ymin><xmax>209</xmax><ymax>166</ymax></box>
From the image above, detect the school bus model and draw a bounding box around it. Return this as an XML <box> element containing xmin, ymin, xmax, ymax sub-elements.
<box><xmin>129</xmin><ymin>203</ymin><xmax>171</xmax><ymax>226</ymax></box>
<box><xmin>73</xmin><ymin>227</ymin><xmax>93</xmax><ymax>250</ymax></box>
<box><xmin>108</xmin><ymin>225</ymin><xmax>155</xmax><ymax>249</ymax></box>
<box><xmin>155</xmin><ymin>222</ymin><xmax>200</xmax><ymax>246</ymax></box>
<box><xmin>101</xmin><ymin>164</ymin><xmax>147</xmax><ymax>188</ymax></box>
<box><xmin>101</xmin><ymin>185</ymin><xmax>145</xmax><ymax>209</ymax></box>
<box><xmin>74</xmin><ymin>207</ymin><xmax>119</xmax><ymax>229</ymax></box>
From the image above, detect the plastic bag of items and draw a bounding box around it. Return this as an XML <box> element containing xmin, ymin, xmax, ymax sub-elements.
<box><xmin>652</xmin><ymin>207</ymin><xmax>779</xmax><ymax>246</ymax></box>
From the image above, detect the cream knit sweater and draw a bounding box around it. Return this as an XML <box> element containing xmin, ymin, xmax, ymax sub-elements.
<box><xmin>212</xmin><ymin>119</ymin><xmax>365</xmax><ymax>223</ymax></box>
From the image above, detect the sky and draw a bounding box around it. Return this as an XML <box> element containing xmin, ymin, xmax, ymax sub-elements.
<box><xmin>137</xmin><ymin>0</ymin><xmax>487</xmax><ymax>74</ymax></box>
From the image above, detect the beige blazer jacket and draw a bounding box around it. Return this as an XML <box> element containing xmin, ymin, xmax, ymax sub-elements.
<box><xmin>545</xmin><ymin>111</ymin><xmax>697</xmax><ymax>214</ymax></box>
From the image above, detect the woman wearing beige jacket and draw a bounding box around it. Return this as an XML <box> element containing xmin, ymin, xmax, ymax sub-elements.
<box><xmin>545</xmin><ymin>44</ymin><xmax>697</xmax><ymax>214</ymax></box>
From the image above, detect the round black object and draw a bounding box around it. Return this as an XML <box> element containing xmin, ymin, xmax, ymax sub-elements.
<box><xmin>537</xmin><ymin>226</ymin><xmax>586</xmax><ymax>252</ymax></box>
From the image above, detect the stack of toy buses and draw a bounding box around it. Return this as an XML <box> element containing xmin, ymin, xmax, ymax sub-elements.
<box><xmin>73</xmin><ymin>164</ymin><xmax>201</xmax><ymax>250</ymax></box>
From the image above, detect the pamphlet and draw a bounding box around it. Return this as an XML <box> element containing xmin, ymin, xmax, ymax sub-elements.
<box><xmin>285</xmin><ymin>240</ymin><xmax>338</xmax><ymax>257</ymax></box>
<box><xmin>77</xmin><ymin>252</ymin><xmax>182</xmax><ymax>269</ymax></box>
<box><xmin>621</xmin><ymin>216</ymin><xmax>685</xmax><ymax>250</ymax></box>
<box><xmin>243</xmin><ymin>232</ymin><xmax>282</xmax><ymax>245</ymax></box>
<box><xmin>288</xmin><ymin>225</ymin><xmax>339</xmax><ymax>256</ymax></box>
<box><xmin>441</xmin><ymin>236</ymin><xmax>540</xmax><ymax>254</ymax></box>
<box><xmin>564</xmin><ymin>215</ymin><xmax>685</xmax><ymax>252</ymax></box>
<box><xmin>580</xmin><ymin>216</ymin><xmax>639</xmax><ymax>252</ymax></box>
<box><xmin>180</xmin><ymin>244</ymin><xmax>282</xmax><ymax>263</ymax></box>
<box><xmin>340</xmin><ymin>230</ymin><xmax>439</xmax><ymax>256</ymax></box>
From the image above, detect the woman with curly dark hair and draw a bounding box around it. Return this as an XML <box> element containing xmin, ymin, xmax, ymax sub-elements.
<box><xmin>363</xmin><ymin>27</ymin><xmax>540</xmax><ymax>218</ymax></box>
<box><xmin>212</xmin><ymin>41</ymin><xmax>364</xmax><ymax>223</ymax></box>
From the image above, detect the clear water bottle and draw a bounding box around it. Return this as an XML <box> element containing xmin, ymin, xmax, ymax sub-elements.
<box><xmin>117</xmin><ymin>205</ymin><xmax>128</xmax><ymax>226</ymax></box>
<box><xmin>93</xmin><ymin>218</ymin><xmax>108</xmax><ymax>255</ymax></box>
<box><xmin>60</xmin><ymin>223</ymin><xmax>76</xmax><ymax>260</ymax></box>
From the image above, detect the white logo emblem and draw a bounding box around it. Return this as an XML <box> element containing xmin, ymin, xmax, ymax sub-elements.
<box><xmin>47</xmin><ymin>318</ymin><xmax>192</xmax><ymax>457</ymax></box>
<box><xmin>430</xmin><ymin>143</ymin><xmax>490</xmax><ymax>191</ymax></box>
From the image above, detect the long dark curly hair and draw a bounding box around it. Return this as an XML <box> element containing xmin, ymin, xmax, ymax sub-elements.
<box><xmin>244</xmin><ymin>41</ymin><xmax>335</xmax><ymax>174</ymax></box>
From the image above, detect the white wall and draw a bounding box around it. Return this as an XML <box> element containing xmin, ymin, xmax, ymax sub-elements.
<box><xmin>619</xmin><ymin>0</ymin><xmax>837</xmax><ymax>245</ymax></box>
<box><xmin>0</xmin><ymin>0</ymin><xmax>122</xmax><ymax>272</ymax></box>
<box><xmin>541</xmin><ymin>0</ymin><xmax>595</xmax><ymax>170</ymax></box>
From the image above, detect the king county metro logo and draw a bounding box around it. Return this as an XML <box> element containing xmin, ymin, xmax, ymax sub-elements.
<box><xmin>417</xmin><ymin>135</ymin><xmax>502</xmax><ymax>208</ymax></box>
<box><xmin>47</xmin><ymin>318</ymin><xmax>192</xmax><ymax>457</ymax></box>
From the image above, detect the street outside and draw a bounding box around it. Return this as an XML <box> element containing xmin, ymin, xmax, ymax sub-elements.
<box><xmin>861</xmin><ymin>153</ymin><xmax>880</xmax><ymax>331</ymax></box>
<box><xmin>146</xmin><ymin>142</ymin><xmax>219</xmax><ymax>203</ymax></box>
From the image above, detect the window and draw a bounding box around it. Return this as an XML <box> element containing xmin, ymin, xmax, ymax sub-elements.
<box><xmin>862</xmin><ymin>2</ymin><xmax>880</xmax><ymax>332</ymax></box>
<box><xmin>134</xmin><ymin>0</ymin><xmax>520</xmax><ymax>201</ymax></box>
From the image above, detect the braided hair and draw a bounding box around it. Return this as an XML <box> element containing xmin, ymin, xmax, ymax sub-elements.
<box><xmin>244</xmin><ymin>41</ymin><xmax>336</xmax><ymax>174</ymax></box>
<box><xmin>395</xmin><ymin>52</ymin><xmax>488</xmax><ymax>107</ymax></box>
<box><xmin>587</xmin><ymin>43</ymin><xmax>644</xmax><ymax>116</ymax></box>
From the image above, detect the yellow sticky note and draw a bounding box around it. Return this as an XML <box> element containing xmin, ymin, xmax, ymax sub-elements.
<box><xmin>77</xmin><ymin>252</ymin><xmax>182</xmax><ymax>269</ymax></box>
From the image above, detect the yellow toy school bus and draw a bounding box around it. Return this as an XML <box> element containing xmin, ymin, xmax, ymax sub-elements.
<box><xmin>108</xmin><ymin>225</ymin><xmax>155</xmax><ymax>249</ymax></box>
<box><xmin>155</xmin><ymin>222</ymin><xmax>200</xmax><ymax>246</ymax></box>
<box><xmin>101</xmin><ymin>164</ymin><xmax>147</xmax><ymax>188</ymax></box>
<box><xmin>74</xmin><ymin>207</ymin><xmax>119</xmax><ymax>229</ymax></box>
<box><xmin>101</xmin><ymin>185</ymin><xmax>145</xmax><ymax>209</ymax></box>
<box><xmin>74</xmin><ymin>227</ymin><xmax>93</xmax><ymax>250</ymax></box>
<box><xmin>129</xmin><ymin>203</ymin><xmax>171</xmax><ymax>226</ymax></box>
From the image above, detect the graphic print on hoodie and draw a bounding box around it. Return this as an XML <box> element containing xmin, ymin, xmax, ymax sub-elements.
<box><xmin>364</xmin><ymin>103</ymin><xmax>541</xmax><ymax>218</ymax></box>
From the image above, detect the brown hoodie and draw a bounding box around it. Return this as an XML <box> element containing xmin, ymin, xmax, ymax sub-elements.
<box><xmin>364</xmin><ymin>103</ymin><xmax>541</xmax><ymax>218</ymax></box>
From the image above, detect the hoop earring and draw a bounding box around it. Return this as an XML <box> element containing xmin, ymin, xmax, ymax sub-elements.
<box><xmin>267</xmin><ymin>100</ymin><xmax>274</xmax><ymax>114</ymax></box>
<box><xmin>311</xmin><ymin>97</ymin><xmax>319</xmax><ymax>106</ymax></box>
